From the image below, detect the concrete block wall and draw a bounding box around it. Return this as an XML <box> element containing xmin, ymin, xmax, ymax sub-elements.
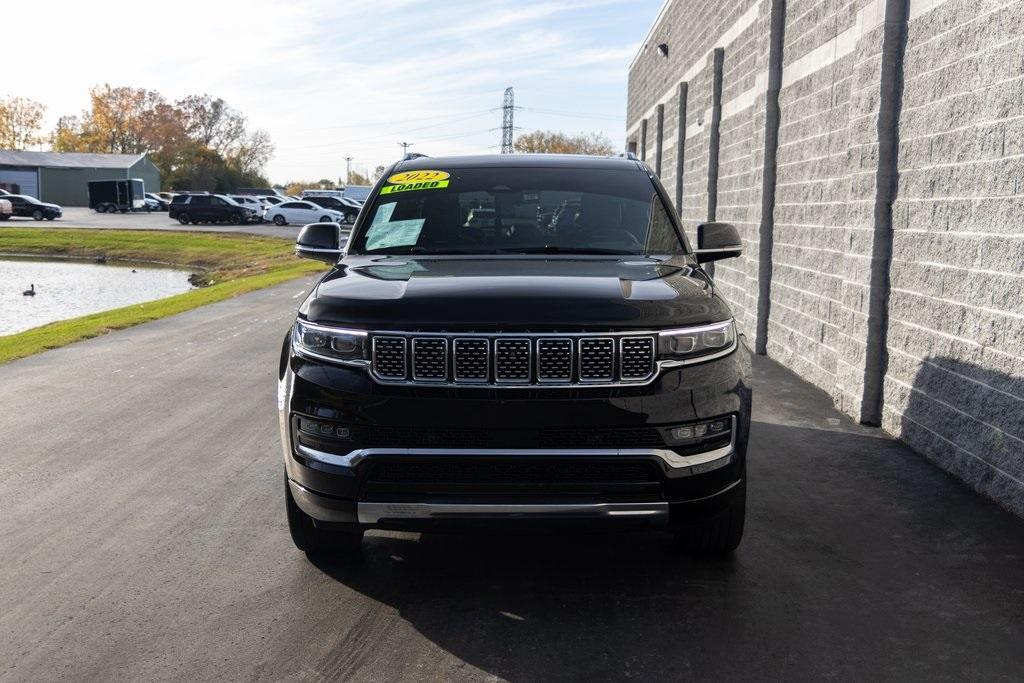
<box><xmin>883</xmin><ymin>0</ymin><xmax>1024</xmax><ymax>511</ymax></box>
<box><xmin>627</xmin><ymin>0</ymin><xmax>1024</xmax><ymax>515</ymax></box>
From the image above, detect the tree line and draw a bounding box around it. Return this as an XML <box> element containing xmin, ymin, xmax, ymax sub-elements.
<box><xmin>0</xmin><ymin>86</ymin><xmax>273</xmax><ymax>191</ymax></box>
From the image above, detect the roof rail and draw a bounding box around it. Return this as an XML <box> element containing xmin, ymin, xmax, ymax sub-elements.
<box><xmin>402</xmin><ymin>152</ymin><xmax>429</xmax><ymax>161</ymax></box>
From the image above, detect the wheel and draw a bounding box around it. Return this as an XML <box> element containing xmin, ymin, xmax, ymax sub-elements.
<box><xmin>230</xmin><ymin>213</ymin><xmax>244</xmax><ymax>225</ymax></box>
<box><xmin>178</xmin><ymin>215</ymin><xmax>191</xmax><ymax>225</ymax></box>
<box><xmin>285</xmin><ymin>474</ymin><xmax>362</xmax><ymax>558</ymax></box>
<box><xmin>673</xmin><ymin>479</ymin><xmax>746</xmax><ymax>554</ymax></box>
<box><xmin>0</xmin><ymin>214</ymin><xmax>9</xmax><ymax>221</ymax></box>
<box><xmin>32</xmin><ymin>209</ymin><xmax>43</xmax><ymax>221</ymax></box>
<box><xmin>346</xmin><ymin>212</ymin><xmax>356</xmax><ymax>224</ymax></box>
<box><xmin>320</xmin><ymin>215</ymin><xmax>332</xmax><ymax>223</ymax></box>
<box><xmin>273</xmin><ymin>214</ymin><xmax>286</xmax><ymax>226</ymax></box>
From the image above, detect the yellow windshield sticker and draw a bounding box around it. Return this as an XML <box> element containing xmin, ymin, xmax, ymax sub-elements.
<box><xmin>387</xmin><ymin>170</ymin><xmax>450</xmax><ymax>184</ymax></box>
<box><xmin>381</xmin><ymin>178</ymin><xmax>450</xmax><ymax>195</ymax></box>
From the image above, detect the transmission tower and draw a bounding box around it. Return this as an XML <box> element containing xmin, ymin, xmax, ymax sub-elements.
<box><xmin>398</xmin><ymin>141</ymin><xmax>414</xmax><ymax>157</ymax></box>
<box><xmin>501</xmin><ymin>87</ymin><xmax>515</xmax><ymax>154</ymax></box>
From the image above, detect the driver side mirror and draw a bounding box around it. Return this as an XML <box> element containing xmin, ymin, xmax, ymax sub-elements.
<box><xmin>296</xmin><ymin>222</ymin><xmax>347</xmax><ymax>264</ymax></box>
<box><xmin>694</xmin><ymin>222</ymin><xmax>742</xmax><ymax>263</ymax></box>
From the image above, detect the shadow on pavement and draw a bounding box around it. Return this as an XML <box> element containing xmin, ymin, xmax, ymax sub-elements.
<box><xmin>307</xmin><ymin>412</ymin><xmax>1024</xmax><ymax>680</ymax></box>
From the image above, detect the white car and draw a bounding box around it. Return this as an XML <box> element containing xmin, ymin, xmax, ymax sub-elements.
<box><xmin>265</xmin><ymin>200</ymin><xmax>345</xmax><ymax>226</ymax></box>
<box><xmin>229</xmin><ymin>195</ymin><xmax>267</xmax><ymax>220</ymax></box>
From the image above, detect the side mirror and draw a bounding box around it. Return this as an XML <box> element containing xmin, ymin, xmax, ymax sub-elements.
<box><xmin>296</xmin><ymin>222</ymin><xmax>347</xmax><ymax>264</ymax></box>
<box><xmin>695</xmin><ymin>222</ymin><xmax>742</xmax><ymax>262</ymax></box>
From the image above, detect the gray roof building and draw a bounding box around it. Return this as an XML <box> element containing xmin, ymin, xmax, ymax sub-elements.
<box><xmin>0</xmin><ymin>150</ymin><xmax>161</xmax><ymax>206</ymax></box>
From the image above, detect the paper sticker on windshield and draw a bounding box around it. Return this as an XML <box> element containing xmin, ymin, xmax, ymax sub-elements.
<box><xmin>382</xmin><ymin>169</ymin><xmax>451</xmax><ymax>195</ymax></box>
<box><xmin>364</xmin><ymin>219</ymin><xmax>425</xmax><ymax>251</ymax></box>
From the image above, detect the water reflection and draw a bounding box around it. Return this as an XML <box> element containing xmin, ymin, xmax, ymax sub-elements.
<box><xmin>0</xmin><ymin>256</ymin><xmax>194</xmax><ymax>335</ymax></box>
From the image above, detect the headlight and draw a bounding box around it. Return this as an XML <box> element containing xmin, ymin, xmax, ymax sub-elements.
<box><xmin>292</xmin><ymin>319</ymin><xmax>369</xmax><ymax>364</ymax></box>
<box><xmin>658</xmin><ymin>319</ymin><xmax>736</xmax><ymax>362</ymax></box>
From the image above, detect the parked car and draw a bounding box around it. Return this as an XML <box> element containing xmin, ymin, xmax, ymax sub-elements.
<box><xmin>145</xmin><ymin>193</ymin><xmax>169</xmax><ymax>210</ymax></box>
<box><xmin>3</xmin><ymin>194</ymin><xmax>62</xmax><ymax>220</ymax></box>
<box><xmin>260</xmin><ymin>195</ymin><xmax>285</xmax><ymax>206</ymax></box>
<box><xmin>229</xmin><ymin>195</ymin><xmax>266</xmax><ymax>220</ymax></box>
<box><xmin>305</xmin><ymin>195</ymin><xmax>358</xmax><ymax>224</ymax></box>
<box><xmin>0</xmin><ymin>198</ymin><xmax>11</xmax><ymax>221</ymax></box>
<box><xmin>279</xmin><ymin>153</ymin><xmax>751</xmax><ymax>558</ymax></box>
<box><xmin>265</xmin><ymin>200</ymin><xmax>344</xmax><ymax>226</ymax></box>
<box><xmin>155</xmin><ymin>192</ymin><xmax>177</xmax><ymax>204</ymax></box>
<box><xmin>172</xmin><ymin>194</ymin><xmax>256</xmax><ymax>225</ymax></box>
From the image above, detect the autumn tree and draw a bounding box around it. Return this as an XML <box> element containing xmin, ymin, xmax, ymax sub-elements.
<box><xmin>347</xmin><ymin>170</ymin><xmax>372</xmax><ymax>186</ymax></box>
<box><xmin>513</xmin><ymin>130</ymin><xmax>615</xmax><ymax>156</ymax></box>
<box><xmin>0</xmin><ymin>97</ymin><xmax>47</xmax><ymax>150</ymax></box>
<box><xmin>49</xmin><ymin>85</ymin><xmax>273</xmax><ymax>190</ymax></box>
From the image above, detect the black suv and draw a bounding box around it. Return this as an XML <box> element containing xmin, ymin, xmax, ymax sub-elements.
<box><xmin>170</xmin><ymin>194</ymin><xmax>255</xmax><ymax>225</ymax></box>
<box><xmin>3</xmin><ymin>194</ymin><xmax>62</xmax><ymax>220</ymax></box>
<box><xmin>279</xmin><ymin>154</ymin><xmax>751</xmax><ymax>558</ymax></box>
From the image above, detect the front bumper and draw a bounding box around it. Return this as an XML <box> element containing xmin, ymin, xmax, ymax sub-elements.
<box><xmin>280</xmin><ymin>336</ymin><xmax>752</xmax><ymax>529</ymax></box>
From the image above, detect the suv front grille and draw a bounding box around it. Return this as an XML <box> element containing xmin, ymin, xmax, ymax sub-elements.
<box><xmin>368</xmin><ymin>332</ymin><xmax>656</xmax><ymax>386</ymax></box>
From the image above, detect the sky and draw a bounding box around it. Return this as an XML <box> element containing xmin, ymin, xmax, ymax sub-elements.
<box><xmin>4</xmin><ymin>0</ymin><xmax>660</xmax><ymax>184</ymax></box>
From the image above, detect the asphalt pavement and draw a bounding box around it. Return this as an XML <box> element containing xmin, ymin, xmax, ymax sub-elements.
<box><xmin>2</xmin><ymin>206</ymin><xmax>300</xmax><ymax>238</ymax></box>
<box><xmin>1</xmin><ymin>278</ymin><xmax>1022</xmax><ymax>681</ymax></box>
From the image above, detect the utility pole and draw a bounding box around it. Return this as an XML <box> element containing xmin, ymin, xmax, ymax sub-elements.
<box><xmin>501</xmin><ymin>87</ymin><xmax>515</xmax><ymax>154</ymax></box>
<box><xmin>344</xmin><ymin>156</ymin><xmax>352</xmax><ymax>185</ymax></box>
<box><xmin>398</xmin><ymin>141</ymin><xmax>413</xmax><ymax>157</ymax></box>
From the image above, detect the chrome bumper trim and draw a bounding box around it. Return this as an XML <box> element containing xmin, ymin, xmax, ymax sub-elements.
<box><xmin>357</xmin><ymin>501</ymin><xmax>669</xmax><ymax>524</ymax></box>
<box><xmin>295</xmin><ymin>417</ymin><xmax>734</xmax><ymax>479</ymax></box>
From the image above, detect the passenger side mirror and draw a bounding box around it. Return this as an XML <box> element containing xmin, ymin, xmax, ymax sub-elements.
<box><xmin>296</xmin><ymin>222</ymin><xmax>347</xmax><ymax>264</ymax></box>
<box><xmin>695</xmin><ymin>222</ymin><xmax>742</xmax><ymax>262</ymax></box>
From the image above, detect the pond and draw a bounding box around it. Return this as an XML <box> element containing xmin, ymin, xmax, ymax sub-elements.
<box><xmin>0</xmin><ymin>256</ymin><xmax>195</xmax><ymax>335</ymax></box>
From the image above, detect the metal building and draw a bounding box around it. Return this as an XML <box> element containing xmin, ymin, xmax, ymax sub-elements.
<box><xmin>0</xmin><ymin>151</ymin><xmax>161</xmax><ymax>206</ymax></box>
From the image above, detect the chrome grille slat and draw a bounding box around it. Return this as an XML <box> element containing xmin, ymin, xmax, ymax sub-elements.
<box><xmin>620</xmin><ymin>337</ymin><xmax>655</xmax><ymax>380</ymax></box>
<box><xmin>536</xmin><ymin>339</ymin><xmax>573</xmax><ymax>382</ymax></box>
<box><xmin>494</xmin><ymin>339</ymin><xmax>532</xmax><ymax>383</ymax></box>
<box><xmin>371</xmin><ymin>333</ymin><xmax>658</xmax><ymax>386</ymax></box>
<box><xmin>453</xmin><ymin>338</ymin><xmax>489</xmax><ymax>382</ymax></box>
<box><xmin>578</xmin><ymin>338</ymin><xmax>615</xmax><ymax>382</ymax></box>
<box><xmin>372</xmin><ymin>337</ymin><xmax>407</xmax><ymax>379</ymax></box>
<box><xmin>411</xmin><ymin>338</ymin><xmax>447</xmax><ymax>381</ymax></box>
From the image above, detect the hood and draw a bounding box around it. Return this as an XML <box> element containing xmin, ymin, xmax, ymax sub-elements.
<box><xmin>302</xmin><ymin>255</ymin><xmax>732</xmax><ymax>330</ymax></box>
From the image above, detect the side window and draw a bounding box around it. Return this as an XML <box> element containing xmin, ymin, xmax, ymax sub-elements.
<box><xmin>281</xmin><ymin>202</ymin><xmax>302</xmax><ymax>209</ymax></box>
<box><xmin>644</xmin><ymin>197</ymin><xmax>685</xmax><ymax>253</ymax></box>
<box><xmin>191</xmin><ymin>196</ymin><xmax>211</xmax><ymax>207</ymax></box>
<box><xmin>211</xmin><ymin>197</ymin><xmax>226</xmax><ymax>206</ymax></box>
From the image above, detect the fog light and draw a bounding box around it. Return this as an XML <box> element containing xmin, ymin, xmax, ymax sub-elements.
<box><xmin>299</xmin><ymin>418</ymin><xmax>351</xmax><ymax>440</ymax></box>
<box><xmin>662</xmin><ymin>417</ymin><xmax>732</xmax><ymax>446</ymax></box>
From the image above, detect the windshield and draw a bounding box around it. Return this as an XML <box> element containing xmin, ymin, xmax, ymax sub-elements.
<box><xmin>350</xmin><ymin>167</ymin><xmax>685</xmax><ymax>256</ymax></box>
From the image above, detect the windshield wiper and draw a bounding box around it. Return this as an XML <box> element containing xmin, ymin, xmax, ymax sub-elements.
<box><xmin>496</xmin><ymin>245</ymin><xmax>637</xmax><ymax>255</ymax></box>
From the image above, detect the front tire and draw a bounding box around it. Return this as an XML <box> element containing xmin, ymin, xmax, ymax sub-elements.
<box><xmin>32</xmin><ymin>210</ymin><xmax>43</xmax><ymax>221</ymax></box>
<box><xmin>285</xmin><ymin>475</ymin><xmax>363</xmax><ymax>558</ymax></box>
<box><xmin>673</xmin><ymin>479</ymin><xmax>746</xmax><ymax>554</ymax></box>
<box><xmin>273</xmin><ymin>214</ymin><xmax>286</xmax><ymax>226</ymax></box>
<box><xmin>230</xmin><ymin>213</ymin><xmax>244</xmax><ymax>225</ymax></box>
<box><xmin>178</xmin><ymin>215</ymin><xmax>191</xmax><ymax>225</ymax></box>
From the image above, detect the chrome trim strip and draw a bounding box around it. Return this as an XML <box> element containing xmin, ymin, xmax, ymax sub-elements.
<box><xmin>294</xmin><ymin>416</ymin><xmax>735</xmax><ymax>478</ymax></box>
<box><xmin>658</xmin><ymin>337</ymin><xmax>738</xmax><ymax>368</ymax></box>
<box><xmin>357</xmin><ymin>501</ymin><xmax>669</xmax><ymax>524</ymax></box>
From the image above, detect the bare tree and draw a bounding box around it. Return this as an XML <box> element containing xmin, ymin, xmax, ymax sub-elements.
<box><xmin>513</xmin><ymin>130</ymin><xmax>615</xmax><ymax>156</ymax></box>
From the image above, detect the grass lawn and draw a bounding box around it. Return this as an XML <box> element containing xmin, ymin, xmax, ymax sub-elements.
<box><xmin>0</xmin><ymin>228</ymin><xmax>325</xmax><ymax>365</ymax></box>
